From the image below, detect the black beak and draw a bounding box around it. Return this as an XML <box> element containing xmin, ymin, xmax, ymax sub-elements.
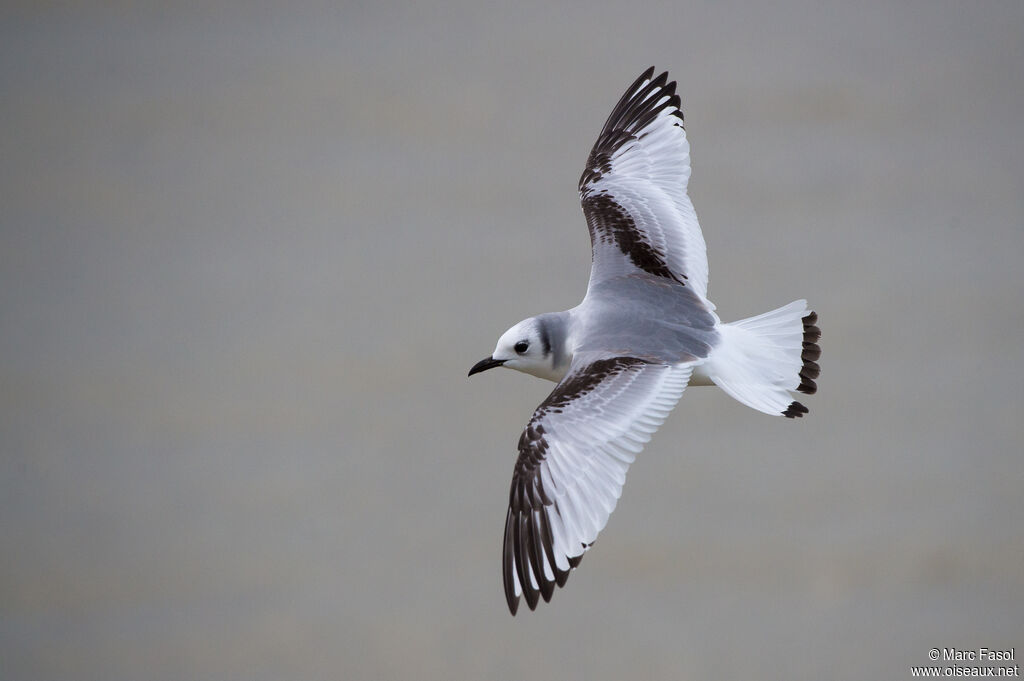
<box><xmin>468</xmin><ymin>356</ymin><xmax>506</xmax><ymax>377</ymax></box>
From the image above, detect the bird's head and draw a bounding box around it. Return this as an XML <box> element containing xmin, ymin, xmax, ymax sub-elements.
<box><xmin>469</xmin><ymin>317</ymin><xmax>562</xmax><ymax>381</ymax></box>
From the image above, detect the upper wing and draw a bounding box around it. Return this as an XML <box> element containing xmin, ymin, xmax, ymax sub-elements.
<box><xmin>579</xmin><ymin>67</ymin><xmax>710</xmax><ymax>301</ymax></box>
<box><xmin>503</xmin><ymin>353</ymin><xmax>694</xmax><ymax>614</ymax></box>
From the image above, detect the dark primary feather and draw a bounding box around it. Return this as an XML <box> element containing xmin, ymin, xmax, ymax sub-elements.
<box><xmin>578</xmin><ymin>67</ymin><xmax>683</xmax><ymax>191</ymax></box>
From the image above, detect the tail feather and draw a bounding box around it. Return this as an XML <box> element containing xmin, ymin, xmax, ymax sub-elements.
<box><xmin>705</xmin><ymin>301</ymin><xmax>821</xmax><ymax>418</ymax></box>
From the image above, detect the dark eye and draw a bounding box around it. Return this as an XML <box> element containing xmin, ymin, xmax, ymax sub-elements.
<box><xmin>514</xmin><ymin>341</ymin><xmax>529</xmax><ymax>354</ymax></box>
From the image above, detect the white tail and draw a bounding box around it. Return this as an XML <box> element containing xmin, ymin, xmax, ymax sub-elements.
<box><xmin>702</xmin><ymin>300</ymin><xmax>820</xmax><ymax>417</ymax></box>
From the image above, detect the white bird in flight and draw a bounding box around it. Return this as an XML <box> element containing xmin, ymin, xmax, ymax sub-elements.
<box><xmin>468</xmin><ymin>67</ymin><xmax>821</xmax><ymax>615</ymax></box>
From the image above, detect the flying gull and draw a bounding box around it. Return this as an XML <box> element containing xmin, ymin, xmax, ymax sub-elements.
<box><xmin>468</xmin><ymin>67</ymin><xmax>821</xmax><ymax>615</ymax></box>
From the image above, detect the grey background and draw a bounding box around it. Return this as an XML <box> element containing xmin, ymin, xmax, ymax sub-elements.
<box><xmin>2</xmin><ymin>2</ymin><xmax>1022</xmax><ymax>680</ymax></box>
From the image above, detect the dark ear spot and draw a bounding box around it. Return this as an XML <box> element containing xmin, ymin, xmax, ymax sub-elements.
<box><xmin>539</xmin><ymin>323</ymin><xmax>551</xmax><ymax>355</ymax></box>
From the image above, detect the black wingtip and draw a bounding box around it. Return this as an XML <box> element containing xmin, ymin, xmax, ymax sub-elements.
<box><xmin>628</xmin><ymin>66</ymin><xmax>657</xmax><ymax>92</ymax></box>
<box><xmin>513</xmin><ymin>514</ymin><xmax>540</xmax><ymax>612</ymax></box>
<box><xmin>503</xmin><ymin>509</ymin><xmax>521</xmax><ymax>615</ymax></box>
<box><xmin>579</xmin><ymin>67</ymin><xmax>685</xmax><ymax>193</ymax></box>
